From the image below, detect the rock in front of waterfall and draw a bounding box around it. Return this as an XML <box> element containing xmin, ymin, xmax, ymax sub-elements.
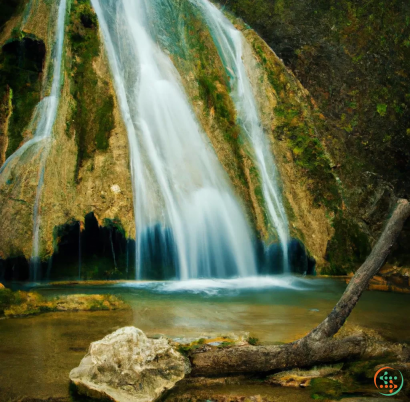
<box><xmin>70</xmin><ymin>326</ymin><xmax>191</xmax><ymax>402</ymax></box>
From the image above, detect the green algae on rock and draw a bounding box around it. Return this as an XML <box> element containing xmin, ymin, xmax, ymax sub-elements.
<box><xmin>0</xmin><ymin>287</ymin><xmax>128</xmax><ymax>318</ymax></box>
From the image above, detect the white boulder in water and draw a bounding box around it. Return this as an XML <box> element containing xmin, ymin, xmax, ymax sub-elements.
<box><xmin>69</xmin><ymin>326</ymin><xmax>190</xmax><ymax>402</ymax></box>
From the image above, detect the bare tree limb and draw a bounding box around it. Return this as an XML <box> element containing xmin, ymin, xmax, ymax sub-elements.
<box><xmin>189</xmin><ymin>199</ymin><xmax>410</xmax><ymax>376</ymax></box>
<box><xmin>305</xmin><ymin>198</ymin><xmax>410</xmax><ymax>342</ymax></box>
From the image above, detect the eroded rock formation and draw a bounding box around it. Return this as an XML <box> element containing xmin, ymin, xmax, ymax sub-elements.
<box><xmin>70</xmin><ymin>327</ymin><xmax>190</xmax><ymax>402</ymax></box>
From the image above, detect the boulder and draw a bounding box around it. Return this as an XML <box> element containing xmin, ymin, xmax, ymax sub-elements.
<box><xmin>70</xmin><ymin>327</ymin><xmax>190</xmax><ymax>402</ymax></box>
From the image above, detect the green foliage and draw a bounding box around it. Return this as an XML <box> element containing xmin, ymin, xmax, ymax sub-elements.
<box><xmin>68</xmin><ymin>0</ymin><xmax>115</xmax><ymax>175</ymax></box>
<box><xmin>247</xmin><ymin>336</ymin><xmax>259</xmax><ymax>345</ymax></box>
<box><xmin>376</xmin><ymin>103</ymin><xmax>387</xmax><ymax>117</ymax></box>
<box><xmin>218</xmin><ymin>341</ymin><xmax>235</xmax><ymax>348</ymax></box>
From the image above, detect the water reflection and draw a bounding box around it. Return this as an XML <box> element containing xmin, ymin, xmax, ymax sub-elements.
<box><xmin>1</xmin><ymin>277</ymin><xmax>410</xmax><ymax>400</ymax></box>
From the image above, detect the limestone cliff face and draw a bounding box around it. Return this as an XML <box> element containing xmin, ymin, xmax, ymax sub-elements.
<box><xmin>0</xmin><ymin>0</ymin><xmax>58</xmax><ymax>259</ymax></box>
<box><xmin>221</xmin><ymin>0</ymin><xmax>410</xmax><ymax>274</ymax></box>
<box><xmin>0</xmin><ymin>0</ymin><xmax>134</xmax><ymax>261</ymax></box>
<box><xmin>155</xmin><ymin>2</ymin><xmax>338</xmax><ymax>267</ymax></box>
<box><xmin>0</xmin><ymin>0</ymin><xmax>400</xmax><ymax>276</ymax></box>
<box><xmin>39</xmin><ymin>45</ymin><xmax>134</xmax><ymax>260</ymax></box>
<box><xmin>241</xmin><ymin>29</ymin><xmax>335</xmax><ymax>268</ymax></box>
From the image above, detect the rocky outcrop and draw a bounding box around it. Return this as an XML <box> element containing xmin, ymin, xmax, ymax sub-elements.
<box><xmin>0</xmin><ymin>289</ymin><xmax>128</xmax><ymax>317</ymax></box>
<box><xmin>70</xmin><ymin>327</ymin><xmax>190</xmax><ymax>402</ymax></box>
<box><xmin>0</xmin><ymin>0</ymin><xmax>134</xmax><ymax>263</ymax></box>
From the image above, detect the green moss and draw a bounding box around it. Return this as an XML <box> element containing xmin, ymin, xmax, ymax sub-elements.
<box><xmin>0</xmin><ymin>288</ymin><xmax>14</xmax><ymax>315</ymax></box>
<box><xmin>323</xmin><ymin>212</ymin><xmax>371</xmax><ymax>275</ymax></box>
<box><xmin>177</xmin><ymin>342</ymin><xmax>203</xmax><ymax>356</ymax></box>
<box><xmin>247</xmin><ymin>336</ymin><xmax>259</xmax><ymax>345</ymax></box>
<box><xmin>67</xmin><ymin>0</ymin><xmax>114</xmax><ymax>176</ymax></box>
<box><xmin>0</xmin><ymin>34</ymin><xmax>45</xmax><ymax>157</ymax></box>
<box><xmin>181</xmin><ymin>9</ymin><xmax>246</xmax><ymax>184</ymax></box>
<box><xmin>225</xmin><ymin>0</ymin><xmax>410</xmax><ymax>200</ymax></box>
<box><xmin>253</xmin><ymin>42</ymin><xmax>341</xmax><ymax>212</ymax></box>
<box><xmin>218</xmin><ymin>341</ymin><xmax>235</xmax><ymax>348</ymax></box>
<box><xmin>310</xmin><ymin>378</ymin><xmax>344</xmax><ymax>400</ymax></box>
<box><xmin>0</xmin><ymin>287</ymin><xmax>127</xmax><ymax>317</ymax></box>
<box><xmin>344</xmin><ymin>359</ymin><xmax>386</xmax><ymax>382</ymax></box>
<box><xmin>0</xmin><ymin>0</ymin><xmax>26</xmax><ymax>34</ymax></box>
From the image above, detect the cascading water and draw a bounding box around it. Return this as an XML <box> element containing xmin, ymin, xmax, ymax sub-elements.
<box><xmin>0</xmin><ymin>0</ymin><xmax>67</xmax><ymax>280</ymax></box>
<box><xmin>91</xmin><ymin>0</ymin><xmax>257</xmax><ymax>280</ymax></box>
<box><xmin>190</xmin><ymin>0</ymin><xmax>291</xmax><ymax>272</ymax></box>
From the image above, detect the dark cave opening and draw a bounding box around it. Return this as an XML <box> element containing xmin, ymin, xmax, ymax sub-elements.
<box><xmin>0</xmin><ymin>215</ymin><xmax>315</xmax><ymax>282</ymax></box>
<box><xmin>0</xmin><ymin>213</ymin><xmax>135</xmax><ymax>282</ymax></box>
<box><xmin>49</xmin><ymin>213</ymin><xmax>135</xmax><ymax>281</ymax></box>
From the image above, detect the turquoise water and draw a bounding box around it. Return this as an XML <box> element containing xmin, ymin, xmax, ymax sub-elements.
<box><xmin>1</xmin><ymin>276</ymin><xmax>410</xmax><ymax>400</ymax></box>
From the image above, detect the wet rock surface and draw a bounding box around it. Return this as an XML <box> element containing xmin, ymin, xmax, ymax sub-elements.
<box><xmin>266</xmin><ymin>364</ymin><xmax>342</xmax><ymax>388</ymax></box>
<box><xmin>70</xmin><ymin>327</ymin><xmax>190</xmax><ymax>402</ymax></box>
<box><xmin>0</xmin><ymin>287</ymin><xmax>128</xmax><ymax>318</ymax></box>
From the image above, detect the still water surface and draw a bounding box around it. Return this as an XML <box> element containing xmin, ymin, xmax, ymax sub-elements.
<box><xmin>1</xmin><ymin>276</ymin><xmax>409</xmax><ymax>400</ymax></box>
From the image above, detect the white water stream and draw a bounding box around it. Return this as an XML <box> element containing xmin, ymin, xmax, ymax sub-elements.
<box><xmin>91</xmin><ymin>0</ymin><xmax>257</xmax><ymax>280</ymax></box>
<box><xmin>0</xmin><ymin>0</ymin><xmax>67</xmax><ymax>280</ymax></box>
<box><xmin>191</xmin><ymin>0</ymin><xmax>290</xmax><ymax>271</ymax></box>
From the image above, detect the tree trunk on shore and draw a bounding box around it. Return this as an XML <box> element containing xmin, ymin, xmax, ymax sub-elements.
<box><xmin>190</xmin><ymin>199</ymin><xmax>410</xmax><ymax>376</ymax></box>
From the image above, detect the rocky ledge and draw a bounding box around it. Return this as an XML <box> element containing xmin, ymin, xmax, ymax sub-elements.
<box><xmin>0</xmin><ymin>287</ymin><xmax>128</xmax><ymax>318</ymax></box>
<box><xmin>346</xmin><ymin>266</ymin><xmax>410</xmax><ymax>293</ymax></box>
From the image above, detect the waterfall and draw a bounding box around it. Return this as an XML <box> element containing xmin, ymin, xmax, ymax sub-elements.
<box><xmin>191</xmin><ymin>0</ymin><xmax>291</xmax><ymax>272</ymax></box>
<box><xmin>0</xmin><ymin>0</ymin><xmax>67</xmax><ymax>281</ymax></box>
<box><xmin>30</xmin><ymin>0</ymin><xmax>67</xmax><ymax>281</ymax></box>
<box><xmin>91</xmin><ymin>0</ymin><xmax>257</xmax><ymax>280</ymax></box>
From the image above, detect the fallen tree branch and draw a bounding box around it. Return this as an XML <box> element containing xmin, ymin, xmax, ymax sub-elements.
<box><xmin>191</xmin><ymin>336</ymin><xmax>364</xmax><ymax>376</ymax></box>
<box><xmin>305</xmin><ymin>198</ymin><xmax>410</xmax><ymax>342</ymax></box>
<box><xmin>190</xmin><ymin>199</ymin><xmax>410</xmax><ymax>376</ymax></box>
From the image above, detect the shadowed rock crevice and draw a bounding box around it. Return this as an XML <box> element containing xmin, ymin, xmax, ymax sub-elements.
<box><xmin>0</xmin><ymin>212</ymin><xmax>135</xmax><ymax>282</ymax></box>
<box><xmin>0</xmin><ymin>34</ymin><xmax>46</xmax><ymax>165</ymax></box>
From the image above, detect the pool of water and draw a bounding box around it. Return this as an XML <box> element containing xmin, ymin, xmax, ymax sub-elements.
<box><xmin>1</xmin><ymin>276</ymin><xmax>410</xmax><ymax>400</ymax></box>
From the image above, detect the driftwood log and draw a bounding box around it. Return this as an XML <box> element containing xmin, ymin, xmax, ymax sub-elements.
<box><xmin>190</xmin><ymin>199</ymin><xmax>410</xmax><ymax>376</ymax></box>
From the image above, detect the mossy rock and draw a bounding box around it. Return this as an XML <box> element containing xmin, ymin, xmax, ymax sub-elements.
<box><xmin>310</xmin><ymin>377</ymin><xmax>344</xmax><ymax>400</ymax></box>
<box><xmin>67</xmin><ymin>0</ymin><xmax>115</xmax><ymax>176</ymax></box>
<box><xmin>0</xmin><ymin>287</ymin><xmax>128</xmax><ymax>318</ymax></box>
